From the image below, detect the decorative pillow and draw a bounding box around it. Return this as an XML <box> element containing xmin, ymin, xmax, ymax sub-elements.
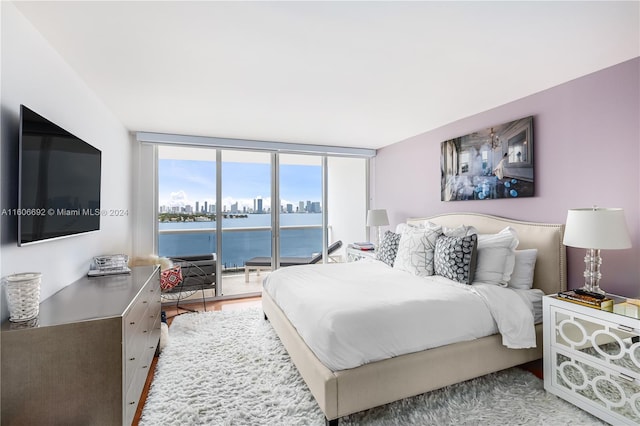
<box><xmin>441</xmin><ymin>224</ymin><xmax>478</xmax><ymax>237</ymax></box>
<box><xmin>395</xmin><ymin>222</ymin><xmax>409</xmax><ymax>235</ymax></box>
<box><xmin>160</xmin><ymin>265</ymin><xmax>182</xmax><ymax>291</ymax></box>
<box><xmin>395</xmin><ymin>221</ymin><xmax>437</xmax><ymax>234</ymax></box>
<box><xmin>433</xmin><ymin>234</ymin><xmax>478</xmax><ymax>285</ymax></box>
<box><xmin>393</xmin><ymin>226</ymin><xmax>442</xmax><ymax>276</ymax></box>
<box><xmin>472</xmin><ymin>227</ymin><xmax>519</xmax><ymax>287</ymax></box>
<box><xmin>508</xmin><ymin>249</ymin><xmax>538</xmax><ymax>290</ymax></box>
<box><xmin>376</xmin><ymin>231</ymin><xmax>401</xmax><ymax>267</ymax></box>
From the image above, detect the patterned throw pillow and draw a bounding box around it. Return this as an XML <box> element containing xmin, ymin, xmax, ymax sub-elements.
<box><xmin>433</xmin><ymin>234</ymin><xmax>478</xmax><ymax>285</ymax></box>
<box><xmin>160</xmin><ymin>265</ymin><xmax>182</xmax><ymax>291</ymax></box>
<box><xmin>376</xmin><ymin>231</ymin><xmax>401</xmax><ymax>266</ymax></box>
<box><xmin>393</xmin><ymin>226</ymin><xmax>442</xmax><ymax>276</ymax></box>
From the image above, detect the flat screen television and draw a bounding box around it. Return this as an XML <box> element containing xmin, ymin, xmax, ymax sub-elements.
<box><xmin>18</xmin><ymin>105</ymin><xmax>102</xmax><ymax>246</ymax></box>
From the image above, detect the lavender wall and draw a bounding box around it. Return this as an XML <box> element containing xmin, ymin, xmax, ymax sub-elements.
<box><xmin>373</xmin><ymin>57</ymin><xmax>640</xmax><ymax>297</ymax></box>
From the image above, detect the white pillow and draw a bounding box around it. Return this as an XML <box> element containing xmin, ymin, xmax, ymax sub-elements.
<box><xmin>395</xmin><ymin>222</ymin><xmax>409</xmax><ymax>234</ymax></box>
<box><xmin>393</xmin><ymin>225</ymin><xmax>442</xmax><ymax>277</ymax></box>
<box><xmin>395</xmin><ymin>221</ymin><xmax>437</xmax><ymax>234</ymax></box>
<box><xmin>397</xmin><ymin>221</ymin><xmax>477</xmax><ymax>237</ymax></box>
<box><xmin>472</xmin><ymin>227</ymin><xmax>519</xmax><ymax>286</ymax></box>
<box><xmin>508</xmin><ymin>249</ymin><xmax>538</xmax><ymax>290</ymax></box>
<box><xmin>420</xmin><ymin>221</ymin><xmax>478</xmax><ymax>237</ymax></box>
<box><xmin>442</xmin><ymin>224</ymin><xmax>478</xmax><ymax>237</ymax></box>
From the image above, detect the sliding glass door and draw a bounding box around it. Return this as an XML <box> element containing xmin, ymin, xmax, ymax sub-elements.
<box><xmin>278</xmin><ymin>154</ymin><xmax>323</xmax><ymax>262</ymax></box>
<box><xmin>157</xmin><ymin>145</ymin><xmax>217</xmax><ymax>258</ymax></box>
<box><xmin>155</xmin><ymin>144</ymin><xmax>369</xmax><ymax>300</ymax></box>
<box><xmin>219</xmin><ymin>150</ymin><xmax>271</xmax><ymax>296</ymax></box>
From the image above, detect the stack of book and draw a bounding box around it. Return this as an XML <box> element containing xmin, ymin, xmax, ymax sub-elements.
<box><xmin>557</xmin><ymin>290</ymin><xmax>613</xmax><ymax>312</ymax></box>
<box><xmin>350</xmin><ymin>242</ymin><xmax>375</xmax><ymax>251</ymax></box>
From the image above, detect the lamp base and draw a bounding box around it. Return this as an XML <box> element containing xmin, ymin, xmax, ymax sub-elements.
<box><xmin>585</xmin><ymin>285</ymin><xmax>605</xmax><ymax>295</ymax></box>
<box><xmin>376</xmin><ymin>227</ymin><xmax>383</xmax><ymax>249</ymax></box>
<box><xmin>582</xmin><ymin>248</ymin><xmax>605</xmax><ymax>294</ymax></box>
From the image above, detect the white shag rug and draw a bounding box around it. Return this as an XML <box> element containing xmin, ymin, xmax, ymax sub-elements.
<box><xmin>140</xmin><ymin>308</ymin><xmax>605</xmax><ymax>426</ymax></box>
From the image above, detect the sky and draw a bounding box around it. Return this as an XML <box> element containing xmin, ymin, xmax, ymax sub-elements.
<box><xmin>158</xmin><ymin>159</ymin><xmax>322</xmax><ymax>211</ymax></box>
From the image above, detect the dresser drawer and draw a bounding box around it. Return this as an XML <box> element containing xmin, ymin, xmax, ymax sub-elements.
<box><xmin>123</xmin><ymin>275</ymin><xmax>161</xmax><ymax>414</ymax></box>
<box><xmin>124</xmin><ymin>368</ymin><xmax>146</xmax><ymax>426</ymax></box>
<box><xmin>147</xmin><ymin>312</ymin><xmax>161</xmax><ymax>350</ymax></box>
<box><xmin>124</xmin><ymin>273</ymin><xmax>159</xmax><ymax>346</ymax></box>
<box><xmin>124</xmin><ymin>320</ymin><xmax>148</xmax><ymax>390</ymax></box>
<box><xmin>124</xmin><ymin>300</ymin><xmax>148</xmax><ymax>348</ymax></box>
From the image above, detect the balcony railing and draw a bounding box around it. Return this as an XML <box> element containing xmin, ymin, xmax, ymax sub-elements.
<box><xmin>158</xmin><ymin>225</ymin><xmax>324</xmax><ymax>270</ymax></box>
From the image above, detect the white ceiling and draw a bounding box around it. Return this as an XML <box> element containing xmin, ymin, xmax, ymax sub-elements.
<box><xmin>12</xmin><ymin>1</ymin><xmax>640</xmax><ymax>149</ymax></box>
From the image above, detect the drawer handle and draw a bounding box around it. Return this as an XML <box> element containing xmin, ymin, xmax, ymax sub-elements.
<box><xmin>619</xmin><ymin>373</ymin><xmax>635</xmax><ymax>382</ymax></box>
<box><xmin>143</xmin><ymin>330</ymin><xmax>148</xmax><ymax>333</ymax></box>
<box><xmin>142</xmin><ymin>365</ymin><xmax>148</xmax><ymax>369</ymax></box>
<box><xmin>129</xmin><ymin>357</ymin><xmax>136</xmax><ymax>361</ymax></box>
<box><xmin>129</xmin><ymin>321</ymin><xmax>135</xmax><ymax>325</ymax></box>
<box><xmin>129</xmin><ymin>401</ymin><xmax>136</xmax><ymax>406</ymax></box>
<box><xmin>618</xmin><ymin>325</ymin><xmax>634</xmax><ymax>333</ymax></box>
<box><xmin>142</xmin><ymin>300</ymin><xmax>148</xmax><ymax>304</ymax></box>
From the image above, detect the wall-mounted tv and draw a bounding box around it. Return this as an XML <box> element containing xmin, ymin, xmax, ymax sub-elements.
<box><xmin>18</xmin><ymin>105</ymin><xmax>102</xmax><ymax>246</ymax></box>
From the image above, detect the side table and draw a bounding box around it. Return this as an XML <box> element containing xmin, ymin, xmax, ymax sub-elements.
<box><xmin>346</xmin><ymin>245</ymin><xmax>377</xmax><ymax>262</ymax></box>
<box><xmin>543</xmin><ymin>293</ymin><xmax>640</xmax><ymax>425</ymax></box>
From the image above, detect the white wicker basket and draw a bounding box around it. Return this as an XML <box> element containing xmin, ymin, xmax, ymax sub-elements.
<box><xmin>3</xmin><ymin>272</ymin><xmax>41</xmax><ymax>322</ymax></box>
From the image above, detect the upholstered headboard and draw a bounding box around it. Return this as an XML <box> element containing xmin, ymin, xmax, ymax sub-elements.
<box><xmin>407</xmin><ymin>213</ymin><xmax>566</xmax><ymax>295</ymax></box>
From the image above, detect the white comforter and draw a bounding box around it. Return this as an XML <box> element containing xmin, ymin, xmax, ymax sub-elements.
<box><xmin>263</xmin><ymin>260</ymin><xmax>540</xmax><ymax>371</ymax></box>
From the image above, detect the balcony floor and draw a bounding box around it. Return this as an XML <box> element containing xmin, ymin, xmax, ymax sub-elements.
<box><xmin>162</xmin><ymin>268</ymin><xmax>269</xmax><ymax>307</ymax></box>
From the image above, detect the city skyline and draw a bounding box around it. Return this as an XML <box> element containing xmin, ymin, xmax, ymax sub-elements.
<box><xmin>158</xmin><ymin>196</ymin><xmax>322</xmax><ymax>215</ymax></box>
<box><xmin>158</xmin><ymin>159</ymin><xmax>322</xmax><ymax>212</ymax></box>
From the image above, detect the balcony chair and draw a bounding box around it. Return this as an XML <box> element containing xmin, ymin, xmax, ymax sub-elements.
<box><xmin>244</xmin><ymin>240</ymin><xmax>343</xmax><ymax>283</ymax></box>
<box><xmin>161</xmin><ymin>254</ymin><xmax>216</xmax><ymax>316</ymax></box>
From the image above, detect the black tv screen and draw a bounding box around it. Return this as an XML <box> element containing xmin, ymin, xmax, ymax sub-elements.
<box><xmin>18</xmin><ymin>105</ymin><xmax>101</xmax><ymax>245</ymax></box>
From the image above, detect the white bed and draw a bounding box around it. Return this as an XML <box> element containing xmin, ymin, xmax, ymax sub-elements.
<box><xmin>262</xmin><ymin>213</ymin><xmax>566</xmax><ymax>425</ymax></box>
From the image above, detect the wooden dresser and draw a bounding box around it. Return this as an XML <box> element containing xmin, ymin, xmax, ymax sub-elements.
<box><xmin>1</xmin><ymin>265</ymin><xmax>161</xmax><ymax>426</ymax></box>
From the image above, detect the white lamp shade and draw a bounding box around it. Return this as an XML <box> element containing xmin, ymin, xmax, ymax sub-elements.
<box><xmin>563</xmin><ymin>208</ymin><xmax>632</xmax><ymax>250</ymax></box>
<box><xmin>366</xmin><ymin>209</ymin><xmax>389</xmax><ymax>227</ymax></box>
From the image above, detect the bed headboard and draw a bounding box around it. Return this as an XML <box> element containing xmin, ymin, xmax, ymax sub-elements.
<box><xmin>407</xmin><ymin>213</ymin><xmax>566</xmax><ymax>295</ymax></box>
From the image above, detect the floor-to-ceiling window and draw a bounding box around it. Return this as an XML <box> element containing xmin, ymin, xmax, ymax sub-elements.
<box><xmin>138</xmin><ymin>133</ymin><xmax>373</xmax><ymax>302</ymax></box>
<box><xmin>157</xmin><ymin>146</ymin><xmax>217</xmax><ymax>258</ymax></box>
<box><xmin>278</xmin><ymin>154</ymin><xmax>323</xmax><ymax>260</ymax></box>
<box><xmin>219</xmin><ymin>150</ymin><xmax>272</xmax><ymax>296</ymax></box>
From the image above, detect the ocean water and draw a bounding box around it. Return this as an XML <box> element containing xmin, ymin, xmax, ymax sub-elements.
<box><xmin>158</xmin><ymin>213</ymin><xmax>323</xmax><ymax>268</ymax></box>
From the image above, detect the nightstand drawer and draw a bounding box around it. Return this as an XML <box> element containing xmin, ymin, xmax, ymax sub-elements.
<box><xmin>550</xmin><ymin>348</ymin><xmax>640</xmax><ymax>424</ymax></box>
<box><xmin>544</xmin><ymin>294</ymin><xmax>640</xmax><ymax>425</ymax></box>
<box><xmin>550</xmin><ymin>306</ymin><xmax>640</xmax><ymax>379</ymax></box>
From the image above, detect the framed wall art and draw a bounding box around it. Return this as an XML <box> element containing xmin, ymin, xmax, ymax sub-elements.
<box><xmin>441</xmin><ymin>116</ymin><xmax>534</xmax><ymax>201</ymax></box>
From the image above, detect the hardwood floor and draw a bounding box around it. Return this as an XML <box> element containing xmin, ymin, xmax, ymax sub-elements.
<box><xmin>132</xmin><ymin>295</ymin><xmax>543</xmax><ymax>425</ymax></box>
<box><xmin>132</xmin><ymin>296</ymin><xmax>262</xmax><ymax>425</ymax></box>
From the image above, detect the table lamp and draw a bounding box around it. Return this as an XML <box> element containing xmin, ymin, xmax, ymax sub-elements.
<box><xmin>563</xmin><ymin>207</ymin><xmax>631</xmax><ymax>294</ymax></box>
<box><xmin>366</xmin><ymin>209</ymin><xmax>389</xmax><ymax>248</ymax></box>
